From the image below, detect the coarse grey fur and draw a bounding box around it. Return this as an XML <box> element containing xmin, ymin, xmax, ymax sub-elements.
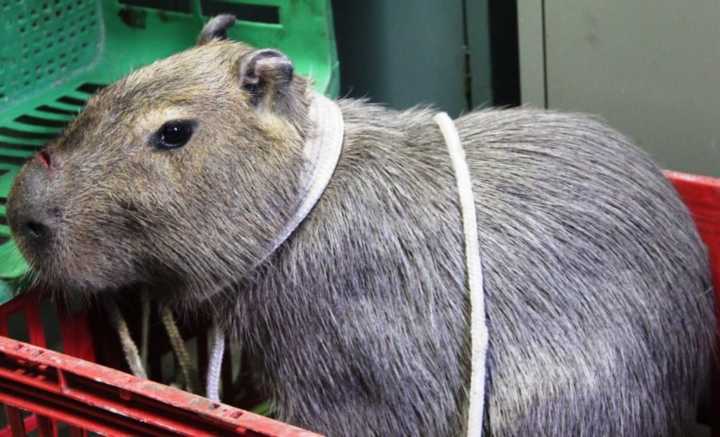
<box><xmin>216</xmin><ymin>102</ymin><xmax>715</xmax><ymax>436</ymax></box>
<box><xmin>6</xmin><ymin>19</ymin><xmax>714</xmax><ymax>437</ymax></box>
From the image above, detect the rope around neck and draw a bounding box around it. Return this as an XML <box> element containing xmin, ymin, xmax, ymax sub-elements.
<box><xmin>109</xmin><ymin>93</ymin><xmax>344</xmax><ymax>403</ymax></box>
<box><xmin>205</xmin><ymin>92</ymin><xmax>345</xmax><ymax>401</ymax></box>
<box><xmin>264</xmin><ymin>92</ymin><xmax>346</xmax><ymax>262</ymax></box>
<box><xmin>434</xmin><ymin>112</ymin><xmax>488</xmax><ymax>437</ymax></box>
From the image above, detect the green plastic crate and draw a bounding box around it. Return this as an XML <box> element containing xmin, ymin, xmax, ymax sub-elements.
<box><xmin>0</xmin><ymin>0</ymin><xmax>340</xmax><ymax>300</ymax></box>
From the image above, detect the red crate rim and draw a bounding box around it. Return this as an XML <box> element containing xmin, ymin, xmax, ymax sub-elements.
<box><xmin>0</xmin><ymin>336</ymin><xmax>321</xmax><ymax>436</ymax></box>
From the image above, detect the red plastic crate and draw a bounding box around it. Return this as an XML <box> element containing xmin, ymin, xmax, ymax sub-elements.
<box><xmin>666</xmin><ymin>171</ymin><xmax>720</xmax><ymax>309</ymax></box>
<box><xmin>0</xmin><ymin>304</ymin><xmax>316</xmax><ymax>434</ymax></box>
<box><xmin>0</xmin><ymin>336</ymin><xmax>320</xmax><ymax>436</ymax></box>
<box><xmin>0</xmin><ymin>171</ymin><xmax>718</xmax><ymax>436</ymax></box>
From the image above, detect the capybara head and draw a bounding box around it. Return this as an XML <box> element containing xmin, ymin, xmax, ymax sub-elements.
<box><xmin>7</xmin><ymin>16</ymin><xmax>311</xmax><ymax>304</ymax></box>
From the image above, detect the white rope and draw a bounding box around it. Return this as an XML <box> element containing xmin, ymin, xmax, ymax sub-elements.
<box><xmin>205</xmin><ymin>92</ymin><xmax>344</xmax><ymax>402</ymax></box>
<box><xmin>434</xmin><ymin>112</ymin><xmax>488</xmax><ymax>437</ymax></box>
<box><xmin>264</xmin><ymin>92</ymin><xmax>345</xmax><ymax>261</ymax></box>
<box><xmin>206</xmin><ymin>323</ymin><xmax>226</xmax><ymax>402</ymax></box>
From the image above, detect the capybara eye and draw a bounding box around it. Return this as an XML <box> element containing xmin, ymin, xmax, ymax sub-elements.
<box><xmin>154</xmin><ymin>120</ymin><xmax>195</xmax><ymax>150</ymax></box>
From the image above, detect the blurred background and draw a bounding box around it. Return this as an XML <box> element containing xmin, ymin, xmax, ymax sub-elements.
<box><xmin>333</xmin><ymin>0</ymin><xmax>720</xmax><ymax>177</ymax></box>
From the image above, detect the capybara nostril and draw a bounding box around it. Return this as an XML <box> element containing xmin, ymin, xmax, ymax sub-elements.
<box><xmin>36</xmin><ymin>150</ymin><xmax>51</xmax><ymax>168</ymax></box>
<box><xmin>23</xmin><ymin>220</ymin><xmax>50</xmax><ymax>241</ymax></box>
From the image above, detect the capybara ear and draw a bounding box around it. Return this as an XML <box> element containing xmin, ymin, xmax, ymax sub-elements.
<box><xmin>196</xmin><ymin>14</ymin><xmax>236</xmax><ymax>46</ymax></box>
<box><xmin>237</xmin><ymin>48</ymin><xmax>295</xmax><ymax>113</ymax></box>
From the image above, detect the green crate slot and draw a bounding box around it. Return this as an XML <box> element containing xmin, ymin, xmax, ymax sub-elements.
<box><xmin>0</xmin><ymin>0</ymin><xmax>339</xmax><ymax>284</ymax></box>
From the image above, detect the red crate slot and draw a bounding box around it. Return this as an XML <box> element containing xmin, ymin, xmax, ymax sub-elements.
<box><xmin>0</xmin><ymin>294</ymin><xmax>94</xmax><ymax>362</ymax></box>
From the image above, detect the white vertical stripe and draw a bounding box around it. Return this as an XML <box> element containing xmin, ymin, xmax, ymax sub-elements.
<box><xmin>434</xmin><ymin>112</ymin><xmax>488</xmax><ymax>437</ymax></box>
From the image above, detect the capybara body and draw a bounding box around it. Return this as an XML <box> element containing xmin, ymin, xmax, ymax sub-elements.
<box><xmin>7</xmin><ymin>17</ymin><xmax>714</xmax><ymax>437</ymax></box>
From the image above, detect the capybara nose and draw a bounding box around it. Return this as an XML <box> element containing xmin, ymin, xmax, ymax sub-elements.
<box><xmin>7</xmin><ymin>150</ymin><xmax>62</xmax><ymax>252</ymax></box>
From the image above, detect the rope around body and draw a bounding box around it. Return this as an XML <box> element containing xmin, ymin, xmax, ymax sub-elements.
<box><xmin>434</xmin><ymin>112</ymin><xmax>488</xmax><ymax>437</ymax></box>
